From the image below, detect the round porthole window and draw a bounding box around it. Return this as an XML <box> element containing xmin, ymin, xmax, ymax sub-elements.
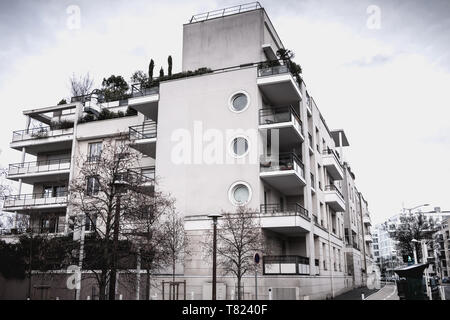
<box><xmin>229</xmin><ymin>91</ymin><xmax>250</xmax><ymax>113</ymax></box>
<box><xmin>230</xmin><ymin>136</ymin><xmax>249</xmax><ymax>157</ymax></box>
<box><xmin>229</xmin><ymin>181</ymin><xmax>252</xmax><ymax>206</ymax></box>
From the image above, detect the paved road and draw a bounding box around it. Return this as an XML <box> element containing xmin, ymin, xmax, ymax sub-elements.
<box><xmin>365</xmin><ymin>284</ymin><xmax>399</xmax><ymax>300</ymax></box>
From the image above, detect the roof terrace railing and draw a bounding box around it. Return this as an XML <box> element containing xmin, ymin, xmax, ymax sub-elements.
<box><xmin>129</xmin><ymin>122</ymin><xmax>157</xmax><ymax>140</ymax></box>
<box><xmin>189</xmin><ymin>2</ymin><xmax>262</xmax><ymax>23</ymax></box>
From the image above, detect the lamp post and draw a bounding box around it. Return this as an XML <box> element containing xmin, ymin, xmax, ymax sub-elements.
<box><xmin>208</xmin><ymin>213</ymin><xmax>222</xmax><ymax>300</ymax></box>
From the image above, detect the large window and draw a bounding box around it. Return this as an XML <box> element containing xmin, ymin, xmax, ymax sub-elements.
<box><xmin>87</xmin><ymin>176</ymin><xmax>100</xmax><ymax>195</ymax></box>
<box><xmin>88</xmin><ymin>142</ymin><xmax>102</xmax><ymax>162</ymax></box>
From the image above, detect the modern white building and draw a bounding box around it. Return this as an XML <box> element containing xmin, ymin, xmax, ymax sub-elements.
<box><xmin>1</xmin><ymin>2</ymin><xmax>375</xmax><ymax>300</ymax></box>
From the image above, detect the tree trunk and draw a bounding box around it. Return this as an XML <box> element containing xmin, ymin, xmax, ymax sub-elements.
<box><xmin>172</xmin><ymin>257</ymin><xmax>176</xmax><ymax>300</ymax></box>
<box><xmin>237</xmin><ymin>274</ymin><xmax>242</xmax><ymax>300</ymax></box>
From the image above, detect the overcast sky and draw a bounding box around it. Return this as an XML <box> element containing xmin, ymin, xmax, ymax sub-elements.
<box><xmin>0</xmin><ymin>0</ymin><xmax>449</xmax><ymax>224</ymax></box>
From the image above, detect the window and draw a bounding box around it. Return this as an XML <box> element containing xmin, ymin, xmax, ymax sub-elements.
<box><xmin>229</xmin><ymin>91</ymin><xmax>250</xmax><ymax>113</ymax></box>
<box><xmin>40</xmin><ymin>216</ymin><xmax>58</xmax><ymax>233</ymax></box>
<box><xmin>230</xmin><ymin>136</ymin><xmax>249</xmax><ymax>157</ymax></box>
<box><xmin>229</xmin><ymin>181</ymin><xmax>252</xmax><ymax>206</ymax></box>
<box><xmin>85</xmin><ymin>214</ymin><xmax>97</xmax><ymax>232</ymax></box>
<box><xmin>88</xmin><ymin>142</ymin><xmax>102</xmax><ymax>162</ymax></box>
<box><xmin>87</xmin><ymin>176</ymin><xmax>100</xmax><ymax>195</ymax></box>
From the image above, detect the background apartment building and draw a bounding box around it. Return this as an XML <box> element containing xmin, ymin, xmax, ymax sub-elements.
<box><xmin>1</xmin><ymin>3</ymin><xmax>375</xmax><ymax>300</ymax></box>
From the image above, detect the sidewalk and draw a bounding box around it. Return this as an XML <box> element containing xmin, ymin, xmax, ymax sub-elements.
<box><xmin>332</xmin><ymin>285</ymin><xmax>382</xmax><ymax>300</ymax></box>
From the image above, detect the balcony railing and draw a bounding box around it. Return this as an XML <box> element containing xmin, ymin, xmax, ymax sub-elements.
<box><xmin>0</xmin><ymin>227</ymin><xmax>64</xmax><ymax>236</ymax></box>
<box><xmin>324</xmin><ymin>185</ymin><xmax>344</xmax><ymax>200</ymax></box>
<box><xmin>259</xmin><ymin>106</ymin><xmax>302</xmax><ymax>130</ymax></box>
<box><xmin>263</xmin><ymin>255</ymin><xmax>310</xmax><ymax>275</ymax></box>
<box><xmin>129</xmin><ymin>122</ymin><xmax>157</xmax><ymax>140</ymax></box>
<box><xmin>260</xmin><ymin>203</ymin><xmax>309</xmax><ymax>220</ymax></box>
<box><xmin>260</xmin><ymin>152</ymin><xmax>305</xmax><ymax>178</ymax></box>
<box><xmin>3</xmin><ymin>191</ymin><xmax>68</xmax><ymax>208</ymax></box>
<box><xmin>8</xmin><ymin>159</ymin><xmax>71</xmax><ymax>176</ymax></box>
<box><xmin>189</xmin><ymin>2</ymin><xmax>262</xmax><ymax>23</ymax></box>
<box><xmin>12</xmin><ymin>126</ymin><xmax>74</xmax><ymax>143</ymax></box>
<box><xmin>322</xmin><ymin>148</ymin><xmax>343</xmax><ymax>168</ymax></box>
<box><xmin>130</xmin><ymin>83</ymin><xmax>160</xmax><ymax>98</ymax></box>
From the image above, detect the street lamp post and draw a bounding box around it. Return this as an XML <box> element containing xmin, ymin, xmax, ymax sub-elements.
<box><xmin>208</xmin><ymin>213</ymin><xmax>222</xmax><ymax>300</ymax></box>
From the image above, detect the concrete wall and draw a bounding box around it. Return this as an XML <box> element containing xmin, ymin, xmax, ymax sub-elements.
<box><xmin>155</xmin><ymin>67</ymin><xmax>261</xmax><ymax>216</ymax></box>
<box><xmin>182</xmin><ymin>9</ymin><xmax>282</xmax><ymax>72</ymax></box>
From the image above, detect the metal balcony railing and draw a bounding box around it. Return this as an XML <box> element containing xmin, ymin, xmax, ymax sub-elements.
<box><xmin>0</xmin><ymin>227</ymin><xmax>64</xmax><ymax>236</ymax></box>
<box><xmin>263</xmin><ymin>255</ymin><xmax>310</xmax><ymax>275</ymax></box>
<box><xmin>12</xmin><ymin>126</ymin><xmax>73</xmax><ymax>142</ymax></box>
<box><xmin>8</xmin><ymin>159</ymin><xmax>71</xmax><ymax>176</ymax></box>
<box><xmin>259</xmin><ymin>106</ymin><xmax>302</xmax><ymax>130</ymax></box>
<box><xmin>260</xmin><ymin>152</ymin><xmax>305</xmax><ymax>178</ymax></box>
<box><xmin>324</xmin><ymin>184</ymin><xmax>344</xmax><ymax>200</ymax></box>
<box><xmin>131</xmin><ymin>83</ymin><xmax>160</xmax><ymax>98</ymax></box>
<box><xmin>3</xmin><ymin>191</ymin><xmax>69</xmax><ymax>208</ymax></box>
<box><xmin>260</xmin><ymin>203</ymin><xmax>309</xmax><ymax>220</ymax></box>
<box><xmin>129</xmin><ymin>122</ymin><xmax>157</xmax><ymax>140</ymax></box>
<box><xmin>322</xmin><ymin>148</ymin><xmax>343</xmax><ymax>169</ymax></box>
<box><xmin>189</xmin><ymin>2</ymin><xmax>262</xmax><ymax>23</ymax></box>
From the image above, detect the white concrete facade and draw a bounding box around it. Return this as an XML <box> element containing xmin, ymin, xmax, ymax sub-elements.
<box><xmin>1</xmin><ymin>4</ymin><xmax>375</xmax><ymax>299</ymax></box>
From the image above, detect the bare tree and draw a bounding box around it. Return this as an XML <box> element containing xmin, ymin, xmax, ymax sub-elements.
<box><xmin>69</xmin><ymin>136</ymin><xmax>170</xmax><ymax>300</ymax></box>
<box><xmin>203</xmin><ymin>206</ymin><xmax>265</xmax><ymax>300</ymax></box>
<box><xmin>160</xmin><ymin>210</ymin><xmax>189</xmax><ymax>299</ymax></box>
<box><xmin>69</xmin><ymin>73</ymin><xmax>94</xmax><ymax>98</ymax></box>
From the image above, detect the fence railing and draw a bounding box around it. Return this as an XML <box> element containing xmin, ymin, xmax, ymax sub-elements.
<box><xmin>130</xmin><ymin>83</ymin><xmax>160</xmax><ymax>98</ymax></box>
<box><xmin>259</xmin><ymin>106</ymin><xmax>302</xmax><ymax>131</ymax></box>
<box><xmin>322</xmin><ymin>148</ymin><xmax>343</xmax><ymax>168</ymax></box>
<box><xmin>3</xmin><ymin>191</ymin><xmax>69</xmax><ymax>208</ymax></box>
<box><xmin>129</xmin><ymin>122</ymin><xmax>157</xmax><ymax>140</ymax></box>
<box><xmin>324</xmin><ymin>184</ymin><xmax>344</xmax><ymax>200</ymax></box>
<box><xmin>260</xmin><ymin>203</ymin><xmax>309</xmax><ymax>220</ymax></box>
<box><xmin>189</xmin><ymin>2</ymin><xmax>261</xmax><ymax>23</ymax></box>
<box><xmin>260</xmin><ymin>152</ymin><xmax>305</xmax><ymax>178</ymax></box>
<box><xmin>263</xmin><ymin>255</ymin><xmax>310</xmax><ymax>275</ymax></box>
<box><xmin>12</xmin><ymin>126</ymin><xmax>73</xmax><ymax>142</ymax></box>
<box><xmin>8</xmin><ymin>159</ymin><xmax>71</xmax><ymax>176</ymax></box>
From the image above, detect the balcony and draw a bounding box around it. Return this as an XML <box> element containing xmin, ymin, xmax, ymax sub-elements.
<box><xmin>129</xmin><ymin>122</ymin><xmax>157</xmax><ymax>158</ymax></box>
<box><xmin>11</xmin><ymin>126</ymin><xmax>74</xmax><ymax>155</ymax></box>
<box><xmin>259</xmin><ymin>106</ymin><xmax>304</xmax><ymax>142</ymax></box>
<box><xmin>363</xmin><ymin>214</ymin><xmax>372</xmax><ymax>226</ymax></box>
<box><xmin>3</xmin><ymin>192</ymin><xmax>68</xmax><ymax>212</ymax></box>
<box><xmin>260</xmin><ymin>203</ymin><xmax>310</xmax><ymax>235</ymax></box>
<box><xmin>260</xmin><ymin>152</ymin><xmax>306</xmax><ymax>196</ymax></box>
<box><xmin>115</xmin><ymin>168</ymin><xmax>155</xmax><ymax>191</ymax></box>
<box><xmin>263</xmin><ymin>255</ymin><xmax>310</xmax><ymax>275</ymax></box>
<box><xmin>128</xmin><ymin>84</ymin><xmax>159</xmax><ymax>122</ymax></box>
<box><xmin>364</xmin><ymin>234</ymin><xmax>373</xmax><ymax>243</ymax></box>
<box><xmin>257</xmin><ymin>64</ymin><xmax>302</xmax><ymax>105</ymax></box>
<box><xmin>7</xmin><ymin>159</ymin><xmax>71</xmax><ymax>184</ymax></box>
<box><xmin>324</xmin><ymin>185</ymin><xmax>346</xmax><ymax>212</ymax></box>
<box><xmin>322</xmin><ymin>148</ymin><xmax>343</xmax><ymax>180</ymax></box>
